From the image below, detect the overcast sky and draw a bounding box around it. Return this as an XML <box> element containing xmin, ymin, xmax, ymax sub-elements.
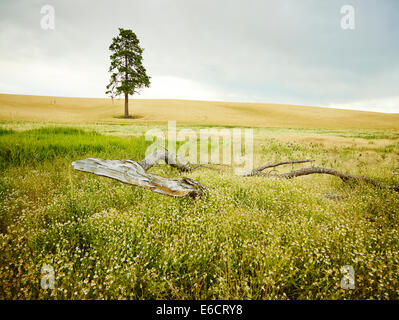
<box><xmin>0</xmin><ymin>0</ymin><xmax>398</xmax><ymax>112</ymax></box>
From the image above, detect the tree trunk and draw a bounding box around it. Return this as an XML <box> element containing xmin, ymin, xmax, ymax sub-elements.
<box><xmin>124</xmin><ymin>93</ymin><xmax>129</xmax><ymax>118</ymax></box>
<box><xmin>124</xmin><ymin>55</ymin><xmax>129</xmax><ymax>118</ymax></box>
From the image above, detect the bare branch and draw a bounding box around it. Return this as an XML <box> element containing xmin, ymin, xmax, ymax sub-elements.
<box><xmin>257</xmin><ymin>166</ymin><xmax>399</xmax><ymax>192</ymax></box>
<box><xmin>138</xmin><ymin>150</ymin><xmax>192</xmax><ymax>172</ymax></box>
<box><xmin>244</xmin><ymin>159</ymin><xmax>315</xmax><ymax>176</ymax></box>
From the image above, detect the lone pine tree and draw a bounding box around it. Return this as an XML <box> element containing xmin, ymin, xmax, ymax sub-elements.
<box><xmin>106</xmin><ymin>28</ymin><xmax>150</xmax><ymax>118</ymax></box>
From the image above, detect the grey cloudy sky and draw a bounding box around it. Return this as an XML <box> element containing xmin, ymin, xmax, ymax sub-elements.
<box><xmin>0</xmin><ymin>0</ymin><xmax>398</xmax><ymax>112</ymax></box>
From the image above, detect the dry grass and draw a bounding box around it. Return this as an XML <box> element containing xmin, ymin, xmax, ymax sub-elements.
<box><xmin>1</xmin><ymin>93</ymin><xmax>399</xmax><ymax>129</ymax></box>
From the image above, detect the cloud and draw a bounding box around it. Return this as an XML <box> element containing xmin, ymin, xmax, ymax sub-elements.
<box><xmin>0</xmin><ymin>0</ymin><xmax>398</xmax><ymax>113</ymax></box>
<box><xmin>329</xmin><ymin>97</ymin><xmax>399</xmax><ymax>114</ymax></box>
<box><xmin>138</xmin><ymin>76</ymin><xmax>225</xmax><ymax>101</ymax></box>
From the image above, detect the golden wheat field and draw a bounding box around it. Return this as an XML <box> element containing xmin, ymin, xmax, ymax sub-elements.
<box><xmin>1</xmin><ymin>93</ymin><xmax>399</xmax><ymax>129</ymax></box>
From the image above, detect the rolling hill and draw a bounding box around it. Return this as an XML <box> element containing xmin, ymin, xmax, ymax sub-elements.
<box><xmin>0</xmin><ymin>93</ymin><xmax>398</xmax><ymax>129</ymax></box>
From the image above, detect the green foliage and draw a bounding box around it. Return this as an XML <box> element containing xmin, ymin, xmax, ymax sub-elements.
<box><xmin>106</xmin><ymin>28</ymin><xmax>151</xmax><ymax>99</ymax></box>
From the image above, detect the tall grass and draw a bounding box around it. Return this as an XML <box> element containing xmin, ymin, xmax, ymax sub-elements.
<box><xmin>0</xmin><ymin>127</ymin><xmax>149</xmax><ymax>169</ymax></box>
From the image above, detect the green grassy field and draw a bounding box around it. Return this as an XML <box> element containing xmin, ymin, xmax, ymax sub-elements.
<box><xmin>1</xmin><ymin>122</ymin><xmax>398</xmax><ymax>299</ymax></box>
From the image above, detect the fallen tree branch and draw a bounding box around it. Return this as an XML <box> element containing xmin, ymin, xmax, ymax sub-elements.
<box><xmin>72</xmin><ymin>152</ymin><xmax>398</xmax><ymax>198</ymax></box>
<box><xmin>72</xmin><ymin>152</ymin><xmax>208</xmax><ymax>198</ymax></box>
<box><xmin>244</xmin><ymin>159</ymin><xmax>315</xmax><ymax>176</ymax></box>
<box><xmin>138</xmin><ymin>150</ymin><xmax>225</xmax><ymax>173</ymax></box>
<box><xmin>138</xmin><ymin>150</ymin><xmax>194</xmax><ymax>172</ymax></box>
<box><xmin>254</xmin><ymin>165</ymin><xmax>399</xmax><ymax>193</ymax></box>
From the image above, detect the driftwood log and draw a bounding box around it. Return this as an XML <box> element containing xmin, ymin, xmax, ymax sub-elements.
<box><xmin>71</xmin><ymin>151</ymin><xmax>207</xmax><ymax>198</ymax></box>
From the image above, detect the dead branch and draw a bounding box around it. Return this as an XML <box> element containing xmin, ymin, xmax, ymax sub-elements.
<box><xmin>138</xmin><ymin>150</ymin><xmax>226</xmax><ymax>173</ymax></box>
<box><xmin>252</xmin><ymin>164</ymin><xmax>399</xmax><ymax>193</ymax></box>
<box><xmin>245</xmin><ymin>159</ymin><xmax>315</xmax><ymax>176</ymax></box>
<box><xmin>72</xmin><ymin>152</ymin><xmax>208</xmax><ymax>198</ymax></box>
<box><xmin>72</xmin><ymin>151</ymin><xmax>398</xmax><ymax>198</ymax></box>
<box><xmin>138</xmin><ymin>150</ymin><xmax>193</xmax><ymax>172</ymax></box>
